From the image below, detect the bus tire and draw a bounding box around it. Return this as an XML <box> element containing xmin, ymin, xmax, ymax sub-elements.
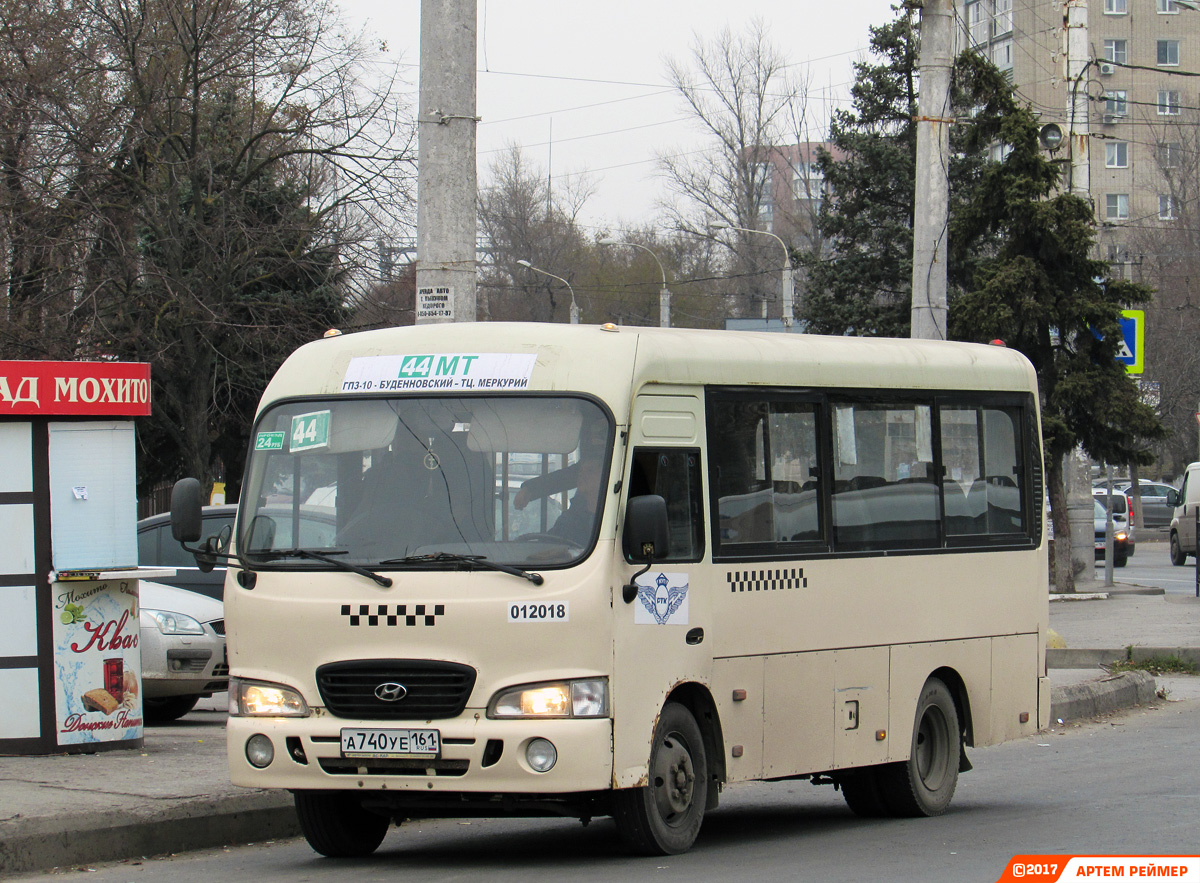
<box><xmin>840</xmin><ymin>768</ymin><xmax>890</xmax><ymax>817</ymax></box>
<box><xmin>1170</xmin><ymin>532</ymin><xmax>1188</xmax><ymax>566</ymax></box>
<box><xmin>612</xmin><ymin>701</ymin><xmax>708</xmax><ymax>855</ymax></box>
<box><xmin>878</xmin><ymin>677</ymin><xmax>960</xmax><ymax>817</ymax></box>
<box><xmin>294</xmin><ymin>790</ymin><xmax>390</xmax><ymax>857</ymax></box>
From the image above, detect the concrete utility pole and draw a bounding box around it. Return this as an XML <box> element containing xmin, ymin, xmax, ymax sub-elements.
<box><xmin>415</xmin><ymin>0</ymin><xmax>478</xmax><ymax>324</ymax></box>
<box><xmin>1064</xmin><ymin>0</ymin><xmax>1096</xmax><ymax>590</ymax></box>
<box><xmin>1065</xmin><ymin>0</ymin><xmax>1091</xmax><ymax>199</ymax></box>
<box><xmin>910</xmin><ymin>0</ymin><xmax>954</xmax><ymax>341</ymax></box>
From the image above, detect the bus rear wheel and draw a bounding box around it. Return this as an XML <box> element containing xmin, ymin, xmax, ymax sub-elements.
<box><xmin>877</xmin><ymin>677</ymin><xmax>960</xmax><ymax>817</ymax></box>
<box><xmin>612</xmin><ymin>701</ymin><xmax>708</xmax><ymax>855</ymax></box>
<box><xmin>294</xmin><ymin>790</ymin><xmax>391</xmax><ymax>857</ymax></box>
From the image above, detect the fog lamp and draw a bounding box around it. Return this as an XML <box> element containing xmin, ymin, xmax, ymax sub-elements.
<box><xmin>246</xmin><ymin>733</ymin><xmax>275</xmax><ymax>768</ymax></box>
<box><xmin>525</xmin><ymin>738</ymin><xmax>557</xmax><ymax>773</ymax></box>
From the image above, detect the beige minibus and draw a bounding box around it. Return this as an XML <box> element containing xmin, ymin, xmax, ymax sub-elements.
<box><xmin>170</xmin><ymin>322</ymin><xmax>1050</xmax><ymax>857</ymax></box>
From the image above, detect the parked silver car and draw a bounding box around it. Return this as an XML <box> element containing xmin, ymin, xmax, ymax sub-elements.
<box><xmin>139</xmin><ymin>580</ymin><xmax>226</xmax><ymax>722</ymax></box>
<box><xmin>1112</xmin><ymin>481</ymin><xmax>1180</xmax><ymax>530</ymax></box>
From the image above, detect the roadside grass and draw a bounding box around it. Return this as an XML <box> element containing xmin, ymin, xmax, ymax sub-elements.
<box><xmin>1107</xmin><ymin>654</ymin><xmax>1198</xmax><ymax>676</ymax></box>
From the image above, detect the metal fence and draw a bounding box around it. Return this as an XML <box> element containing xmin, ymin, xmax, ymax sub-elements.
<box><xmin>138</xmin><ymin>481</ymin><xmax>173</xmax><ymax>520</ymax></box>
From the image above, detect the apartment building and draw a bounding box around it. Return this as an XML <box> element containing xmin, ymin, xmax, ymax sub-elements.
<box><xmin>749</xmin><ymin>141</ymin><xmax>836</xmax><ymax>249</ymax></box>
<box><xmin>960</xmin><ymin>0</ymin><xmax>1200</xmax><ymax>277</ymax></box>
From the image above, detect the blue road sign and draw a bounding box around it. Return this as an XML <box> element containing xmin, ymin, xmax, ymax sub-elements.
<box><xmin>1116</xmin><ymin>310</ymin><xmax>1144</xmax><ymax>374</ymax></box>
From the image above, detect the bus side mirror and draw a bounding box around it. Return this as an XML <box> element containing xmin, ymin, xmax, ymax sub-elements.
<box><xmin>621</xmin><ymin>495</ymin><xmax>669</xmax><ymax>604</ymax></box>
<box><xmin>623</xmin><ymin>495</ymin><xmax>669</xmax><ymax>561</ymax></box>
<box><xmin>170</xmin><ymin>478</ymin><xmax>205</xmax><ymax>543</ymax></box>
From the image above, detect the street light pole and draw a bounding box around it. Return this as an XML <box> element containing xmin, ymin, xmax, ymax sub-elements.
<box><xmin>517</xmin><ymin>260</ymin><xmax>580</xmax><ymax>324</ymax></box>
<box><xmin>598</xmin><ymin>238</ymin><xmax>670</xmax><ymax>327</ymax></box>
<box><xmin>709</xmin><ymin>221</ymin><xmax>793</xmax><ymax>327</ymax></box>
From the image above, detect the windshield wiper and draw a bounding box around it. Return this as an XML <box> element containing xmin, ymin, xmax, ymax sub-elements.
<box><xmin>254</xmin><ymin>549</ymin><xmax>393</xmax><ymax>588</ymax></box>
<box><xmin>381</xmin><ymin>552</ymin><xmax>544</xmax><ymax>586</ymax></box>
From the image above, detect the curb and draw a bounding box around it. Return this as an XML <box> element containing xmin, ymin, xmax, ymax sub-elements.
<box><xmin>0</xmin><ymin>792</ymin><xmax>298</xmax><ymax>876</ymax></box>
<box><xmin>1049</xmin><ymin>670</ymin><xmax>1157</xmax><ymax>723</ymax></box>
<box><xmin>1131</xmin><ymin>646</ymin><xmax>1200</xmax><ymax>665</ymax></box>
<box><xmin>1048</xmin><ymin>648</ymin><xmax>1127</xmax><ymax>668</ymax></box>
<box><xmin>1048</xmin><ymin>647</ymin><xmax>1200</xmax><ymax>668</ymax></box>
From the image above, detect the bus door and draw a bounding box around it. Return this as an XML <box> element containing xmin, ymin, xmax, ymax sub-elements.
<box><xmin>610</xmin><ymin>393</ymin><xmax>710</xmax><ymax>788</ymax></box>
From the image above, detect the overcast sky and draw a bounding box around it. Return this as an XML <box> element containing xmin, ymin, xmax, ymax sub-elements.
<box><xmin>336</xmin><ymin>0</ymin><xmax>899</xmax><ymax>230</ymax></box>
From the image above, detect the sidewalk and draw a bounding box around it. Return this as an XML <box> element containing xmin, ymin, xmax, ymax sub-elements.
<box><xmin>2</xmin><ymin>578</ymin><xmax>1198</xmax><ymax>876</ymax></box>
<box><xmin>0</xmin><ymin>700</ymin><xmax>298</xmax><ymax>875</ymax></box>
<box><xmin>1045</xmin><ymin>566</ymin><xmax>1200</xmax><ymax>716</ymax></box>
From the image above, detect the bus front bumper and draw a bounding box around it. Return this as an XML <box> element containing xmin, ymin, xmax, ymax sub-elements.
<box><xmin>227</xmin><ymin>712</ymin><xmax>615</xmax><ymax>798</ymax></box>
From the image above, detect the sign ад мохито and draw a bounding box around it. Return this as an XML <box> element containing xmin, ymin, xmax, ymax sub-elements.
<box><xmin>0</xmin><ymin>361</ymin><xmax>151</xmax><ymax>417</ymax></box>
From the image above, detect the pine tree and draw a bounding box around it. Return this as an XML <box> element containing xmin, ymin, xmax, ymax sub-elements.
<box><xmin>803</xmin><ymin>9</ymin><xmax>989</xmax><ymax>336</ymax></box>
<box><xmin>950</xmin><ymin>52</ymin><xmax>1164</xmax><ymax>588</ymax></box>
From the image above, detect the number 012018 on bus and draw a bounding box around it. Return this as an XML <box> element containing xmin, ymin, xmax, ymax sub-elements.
<box><xmin>169</xmin><ymin>322</ymin><xmax>1049</xmax><ymax>857</ymax></box>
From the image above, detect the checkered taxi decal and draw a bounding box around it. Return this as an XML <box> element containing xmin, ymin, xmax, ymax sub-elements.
<box><xmin>341</xmin><ymin>604</ymin><xmax>445</xmax><ymax>626</ymax></box>
<box><xmin>726</xmin><ymin>568</ymin><xmax>806</xmax><ymax>593</ymax></box>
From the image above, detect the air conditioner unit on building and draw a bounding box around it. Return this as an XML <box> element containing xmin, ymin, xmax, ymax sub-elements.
<box><xmin>1103</xmin><ymin>113</ymin><xmax>1120</xmax><ymax>124</ymax></box>
<box><xmin>1099</xmin><ymin>62</ymin><xmax>1115</xmax><ymax>75</ymax></box>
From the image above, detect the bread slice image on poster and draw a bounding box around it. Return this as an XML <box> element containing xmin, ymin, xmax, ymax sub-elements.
<box><xmin>81</xmin><ymin>688</ymin><xmax>120</xmax><ymax>715</ymax></box>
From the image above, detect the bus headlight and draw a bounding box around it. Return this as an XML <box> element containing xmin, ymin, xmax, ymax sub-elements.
<box><xmin>229</xmin><ymin>678</ymin><xmax>310</xmax><ymax>717</ymax></box>
<box><xmin>488</xmin><ymin>678</ymin><xmax>608</xmax><ymax>719</ymax></box>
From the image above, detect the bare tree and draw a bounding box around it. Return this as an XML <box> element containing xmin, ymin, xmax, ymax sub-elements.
<box><xmin>477</xmin><ymin>145</ymin><xmax>592</xmax><ymax>322</ymax></box>
<box><xmin>1121</xmin><ymin>106</ymin><xmax>1200</xmax><ymax>476</ymax></box>
<box><xmin>0</xmin><ymin>0</ymin><xmax>416</xmax><ymax>494</ymax></box>
<box><xmin>591</xmin><ymin>225</ymin><xmax>728</xmax><ymax>328</ymax></box>
<box><xmin>0</xmin><ymin>0</ymin><xmax>118</xmax><ymax>358</ymax></box>
<box><xmin>659</xmin><ymin>19</ymin><xmax>822</xmax><ymax>319</ymax></box>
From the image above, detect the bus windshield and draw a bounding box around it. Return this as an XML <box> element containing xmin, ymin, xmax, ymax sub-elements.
<box><xmin>239</xmin><ymin>395</ymin><xmax>612</xmax><ymax>569</ymax></box>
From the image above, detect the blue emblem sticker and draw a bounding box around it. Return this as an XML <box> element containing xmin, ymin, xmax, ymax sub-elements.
<box><xmin>634</xmin><ymin>572</ymin><xmax>689</xmax><ymax>625</ymax></box>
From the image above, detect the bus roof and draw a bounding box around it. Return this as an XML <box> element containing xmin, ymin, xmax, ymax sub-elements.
<box><xmin>261</xmin><ymin>322</ymin><xmax>1039</xmax><ymax>412</ymax></box>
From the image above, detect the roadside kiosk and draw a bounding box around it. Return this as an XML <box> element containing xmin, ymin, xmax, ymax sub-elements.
<box><xmin>0</xmin><ymin>360</ymin><xmax>170</xmax><ymax>754</ymax></box>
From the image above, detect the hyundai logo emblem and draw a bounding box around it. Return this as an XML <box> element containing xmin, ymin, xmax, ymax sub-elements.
<box><xmin>374</xmin><ymin>682</ymin><xmax>407</xmax><ymax>702</ymax></box>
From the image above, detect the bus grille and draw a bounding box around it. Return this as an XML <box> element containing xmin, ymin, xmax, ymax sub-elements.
<box><xmin>318</xmin><ymin>757</ymin><xmax>470</xmax><ymax>777</ymax></box>
<box><xmin>315</xmin><ymin>660</ymin><xmax>477</xmax><ymax>720</ymax></box>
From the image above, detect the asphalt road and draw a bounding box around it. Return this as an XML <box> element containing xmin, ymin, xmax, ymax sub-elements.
<box><xmin>1100</xmin><ymin>537</ymin><xmax>1200</xmax><ymax>596</ymax></box>
<box><xmin>18</xmin><ymin>697</ymin><xmax>1198</xmax><ymax>883</ymax></box>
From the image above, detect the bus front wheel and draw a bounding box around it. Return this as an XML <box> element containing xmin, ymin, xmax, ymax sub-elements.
<box><xmin>612</xmin><ymin>701</ymin><xmax>708</xmax><ymax>855</ymax></box>
<box><xmin>877</xmin><ymin>677</ymin><xmax>960</xmax><ymax>817</ymax></box>
<box><xmin>294</xmin><ymin>790</ymin><xmax>391</xmax><ymax>857</ymax></box>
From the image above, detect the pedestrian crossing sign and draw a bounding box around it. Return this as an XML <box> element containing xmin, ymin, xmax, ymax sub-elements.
<box><xmin>1116</xmin><ymin>310</ymin><xmax>1144</xmax><ymax>375</ymax></box>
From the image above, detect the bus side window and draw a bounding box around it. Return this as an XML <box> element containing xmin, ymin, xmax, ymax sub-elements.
<box><xmin>708</xmin><ymin>396</ymin><xmax>822</xmax><ymax>551</ymax></box>
<box><xmin>941</xmin><ymin>405</ymin><xmax>1025</xmax><ymax>537</ymax></box>
<box><xmin>831</xmin><ymin>402</ymin><xmax>940</xmax><ymax>548</ymax></box>
<box><xmin>628</xmin><ymin>449</ymin><xmax>704</xmax><ymax>562</ymax></box>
